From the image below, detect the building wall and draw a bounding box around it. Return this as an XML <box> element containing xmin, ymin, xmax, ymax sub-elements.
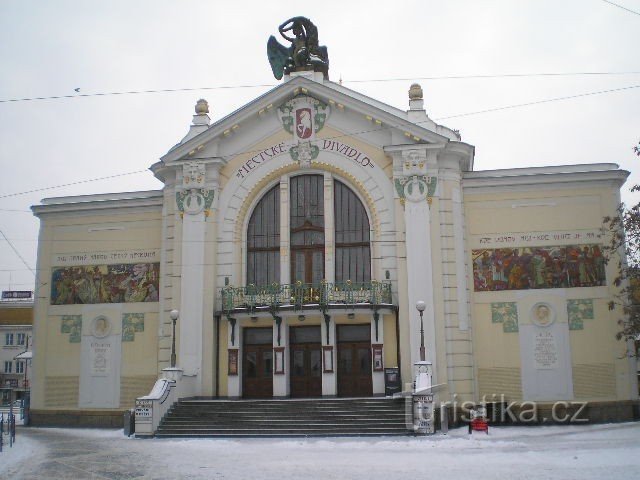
<box><xmin>465</xmin><ymin>182</ymin><xmax>637</xmax><ymax>403</ymax></box>
<box><xmin>31</xmin><ymin>208</ymin><xmax>162</xmax><ymax>412</ymax></box>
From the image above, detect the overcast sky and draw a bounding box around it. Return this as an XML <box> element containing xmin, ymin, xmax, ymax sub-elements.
<box><xmin>1</xmin><ymin>0</ymin><xmax>639</xmax><ymax>294</ymax></box>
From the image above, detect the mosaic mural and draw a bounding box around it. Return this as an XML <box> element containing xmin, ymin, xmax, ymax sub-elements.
<box><xmin>122</xmin><ymin>313</ymin><xmax>145</xmax><ymax>342</ymax></box>
<box><xmin>491</xmin><ymin>302</ymin><xmax>519</xmax><ymax>333</ymax></box>
<box><xmin>61</xmin><ymin>315</ymin><xmax>82</xmax><ymax>343</ymax></box>
<box><xmin>567</xmin><ymin>299</ymin><xmax>594</xmax><ymax>331</ymax></box>
<box><xmin>472</xmin><ymin>244</ymin><xmax>606</xmax><ymax>292</ymax></box>
<box><xmin>51</xmin><ymin>263</ymin><xmax>160</xmax><ymax>305</ymax></box>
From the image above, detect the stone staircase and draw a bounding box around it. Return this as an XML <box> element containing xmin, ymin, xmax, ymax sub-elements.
<box><xmin>155</xmin><ymin>397</ymin><xmax>410</xmax><ymax>437</ymax></box>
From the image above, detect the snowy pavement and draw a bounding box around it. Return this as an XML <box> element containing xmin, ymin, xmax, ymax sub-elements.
<box><xmin>1</xmin><ymin>422</ymin><xmax>639</xmax><ymax>479</ymax></box>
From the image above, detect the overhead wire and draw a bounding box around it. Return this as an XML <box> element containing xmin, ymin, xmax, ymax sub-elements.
<box><xmin>1</xmin><ymin>71</ymin><xmax>640</xmax><ymax>104</ymax></box>
<box><xmin>600</xmin><ymin>0</ymin><xmax>640</xmax><ymax>16</ymax></box>
<box><xmin>0</xmin><ymin>229</ymin><xmax>35</xmax><ymax>275</ymax></box>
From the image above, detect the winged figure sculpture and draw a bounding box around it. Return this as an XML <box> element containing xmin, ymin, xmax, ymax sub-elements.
<box><xmin>267</xmin><ymin>17</ymin><xmax>329</xmax><ymax>80</ymax></box>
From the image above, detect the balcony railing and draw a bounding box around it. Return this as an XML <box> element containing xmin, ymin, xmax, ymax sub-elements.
<box><xmin>220</xmin><ymin>280</ymin><xmax>393</xmax><ymax>314</ymax></box>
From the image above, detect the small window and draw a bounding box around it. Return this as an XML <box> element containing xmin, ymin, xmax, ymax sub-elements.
<box><xmin>17</xmin><ymin>333</ymin><xmax>26</xmax><ymax>345</ymax></box>
<box><xmin>4</xmin><ymin>361</ymin><xmax>12</xmax><ymax>373</ymax></box>
<box><xmin>5</xmin><ymin>333</ymin><xmax>14</xmax><ymax>346</ymax></box>
<box><xmin>16</xmin><ymin>362</ymin><xmax>24</xmax><ymax>374</ymax></box>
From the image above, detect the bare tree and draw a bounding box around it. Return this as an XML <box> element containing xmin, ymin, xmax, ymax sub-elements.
<box><xmin>603</xmin><ymin>141</ymin><xmax>640</xmax><ymax>350</ymax></box>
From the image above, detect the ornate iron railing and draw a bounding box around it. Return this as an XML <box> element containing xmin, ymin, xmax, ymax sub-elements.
<box><xmin>220</xmin><ymin>280</ymin><xmax>393</xmax><ymax>314</ymax></box>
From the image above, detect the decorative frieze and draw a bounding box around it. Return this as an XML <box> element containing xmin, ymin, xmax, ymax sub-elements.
<box><xmin>472</xmin><ymin>244</ymin><xmax>606</xmax><ymax>292</ymax></box>
<box><xmin>51</xmin><ymin>263</ymin><xmax>160</xmax><ymax>305</ymax></box>
<box><xmin>491</xmin><ymin>302</ymin><xmax>519</xmax><ymax>333</ymax></box>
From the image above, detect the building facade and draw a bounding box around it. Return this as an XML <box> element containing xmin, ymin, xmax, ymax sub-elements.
<box><xmin>0</xmin><ymin>297</ymin><xmax>33</xmax><ymax>404</ymax></box>
<box><xmin>29</xmin><ymin>68</ymin><xmax>638</xmax><ymax>426</ymax></box>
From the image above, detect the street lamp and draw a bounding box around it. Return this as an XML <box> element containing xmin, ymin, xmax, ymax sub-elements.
<box><xmin>170</xmin><ymin>309</ymin><xmax>179</xmax><ymax>368</ymax></box>
<box><xmin>416</xmin><ymin>300</ymin><xmax>426</xmax><ymax>361</ymax></box>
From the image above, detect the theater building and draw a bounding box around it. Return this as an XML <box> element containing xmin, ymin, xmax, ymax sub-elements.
<box><xmin>29</xmin><ymin>27</ymin><xmax>638</xmax><ymax>427</ymax></box>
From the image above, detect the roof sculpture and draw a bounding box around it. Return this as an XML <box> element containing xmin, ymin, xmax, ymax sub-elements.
<box><xmin>267</xmin><ymin>16</ymin><xmax>329</xmax><ymax>80</ymax></box>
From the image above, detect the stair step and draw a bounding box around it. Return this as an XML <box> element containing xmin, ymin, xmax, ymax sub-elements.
<box><xmin>155</xmin><ymin>398</ymin><xmax>410</xmax><ymax>438</ymax></box>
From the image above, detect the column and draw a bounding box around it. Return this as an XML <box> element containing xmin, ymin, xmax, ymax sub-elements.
<box><xmin>394</xmin><ymin>148</ymin><xmax>438</xmax><ymax>382</ymax></box>
<box><xmin>279</xmin><ymin>175</ymin><xmax>290</xmax><ymax>285</ymax></box>
<box><xmin>175</xmin><ymin>161</ymin><xmax>216</xmax><ymax>394</ymax></box>
<box><xmin>323</xmin><ymin>172</ymin><xmax>335</xmax><ymax>283</ymax></box>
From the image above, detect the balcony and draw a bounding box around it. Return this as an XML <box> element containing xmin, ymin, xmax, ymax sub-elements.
<box><xmin>220</xmin><ymin>280</ymin><xmax>394</xmax><ymax>315</ymax></box>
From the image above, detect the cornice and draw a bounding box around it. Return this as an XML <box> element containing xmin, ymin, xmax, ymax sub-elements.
<box><xmin>463</xmin><ymin>164</ymin><xmax>629</xmax><ymax>190</ymax></box>
<box><xmin>32</xmin><ymin>190</ymin><xmax>163</xmax><ymax>217</ymax></box>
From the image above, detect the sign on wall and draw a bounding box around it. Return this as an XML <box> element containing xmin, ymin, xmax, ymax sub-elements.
<box><xmin>1</xmin><ymin>291</ymin><xmax>32</xmax><ymax>299</ymax></box>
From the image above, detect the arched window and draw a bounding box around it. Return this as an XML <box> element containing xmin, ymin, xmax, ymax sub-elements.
<box><xmin>247</xmin><ymin>184</ymin><xmax>280</xmax><ymax>285</ymax></box>
<box><xmin>334</xmin><ymin>180</ymin><xmax>371</xmax><ymax>283</ymax></box>
<box><xmin>290</xmin><ymin>175</ymin><xmax>325</xmax><ymax>284</ymax></box>
<box><xmin>246</xmin><ymin>176</ymin><xmax>371</xmax><ymax>286</ymax></box>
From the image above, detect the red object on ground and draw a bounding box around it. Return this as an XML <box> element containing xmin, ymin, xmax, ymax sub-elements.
<box><xmin>469</xmin><ymin>418</ymin><xmax>489</xmax><ymax>434</ymax></box>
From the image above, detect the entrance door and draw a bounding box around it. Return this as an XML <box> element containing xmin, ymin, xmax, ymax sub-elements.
<box><xmin>290</xmin><ymin>326</ymin><xmax>322</xmax><ymax>398</ymax></box>
<box><xmin>337</xmin><ymin>325</ymin><xmax>372</xmax><ymax>397</ymax></box>
<box><xmin>243</xmin><ymin>328</ymin><xmax>273</xmax><ymax>398</ymax></box>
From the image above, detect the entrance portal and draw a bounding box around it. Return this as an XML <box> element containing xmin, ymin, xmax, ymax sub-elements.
<box><xmin>243</xmin><ymin>328</ymin><xmax>273</xmax><ymax>398</ymax></box>
<box><xmin>337</xmin><ymin>324</ymin><xmax>372</xmax><ymax>397</ymax></box>
<box><xmin>290</xmin><ymin>326</ymin><xmax>322</xmax><ymax>398</ymax></box>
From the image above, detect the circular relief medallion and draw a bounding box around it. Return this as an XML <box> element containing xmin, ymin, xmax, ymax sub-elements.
<box><xmin>92</xmin><ymin>315</ymin><xmax>111</xmax><ymax>338</ymax></box>
<box><xmin>530</xmin><ymin>302</ymin><xmax>555</xmax><ymax>327</ymax></box>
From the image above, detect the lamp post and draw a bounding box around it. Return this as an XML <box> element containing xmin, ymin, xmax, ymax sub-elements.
<box><xmin>170</xmin><ymin>309</ymin><xmax>179</xmax><ymax>368</ymax></box>
<box><xmin>416</xmin><ymin>300</ymin><xmax>426</xmax><ymax>361</ymax></box>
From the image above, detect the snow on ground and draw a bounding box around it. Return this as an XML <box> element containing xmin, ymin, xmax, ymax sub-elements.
<box><xmin>1</xmin><ymin>423</ymin><xmax>639</xmax><ymax>479</ymax></box>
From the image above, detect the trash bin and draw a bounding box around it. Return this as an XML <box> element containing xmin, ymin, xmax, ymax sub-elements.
<box><xmin>384</xmin><ymin>367</ymin><xmax>401</xmax><ymax>396</ymax></box>
<box><xmin>123</xmin><ymin>409</ymin><xmax>135</xmax><ymax>437</ymax></box>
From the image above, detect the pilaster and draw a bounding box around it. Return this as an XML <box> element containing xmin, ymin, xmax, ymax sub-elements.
<box><xmin>390</xmin><ymin>146</ymin><xmax>439</xmax><ymax>383</ymax></box>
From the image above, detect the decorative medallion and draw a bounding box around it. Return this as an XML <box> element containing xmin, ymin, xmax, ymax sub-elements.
<box><xmin>278</xmin><ymin>96</ymin><xmax>329</xmax><ymax>139</ymax></box>
<box><xmin>394</xmin><ymin>149</ymin><xmax>437</xmax><ymax>205</ymax></box>
<box><xmin>92</xmin><ymin>315</ymin><xmax>111</xmax><ymax>338</ymax></box>
<box><xmin>176</xmin><ymin>161</ymin><xmax>215</xmax><ymax>217</ymax></box>
<box><xmin>278</xmin><ymin>96</ymin><xmax>329</xmax><ymax>167</ymax></box>
<box><xmin>289</xmin><ymin>141</ymin><xmax>319</xmax><ymax>168</ymax></box>
<box><xmin>530</xmin><ymin>302</ymin><xmax>555</xmax><ymax>328</ymax></box>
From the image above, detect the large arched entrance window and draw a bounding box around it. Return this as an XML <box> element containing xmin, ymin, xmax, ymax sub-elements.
<box><xmin>290</xmin><ymin>175</ymin><xmax>325</xmax><ymax>284</ymax></box>
<box><xmin>245</xmin><ymin>175</ymin><xmax>371</xmax><ymax>285</ymax></box>
<box><xmin>334</xmin><ymin>180</ymin><xmax>371</xmax><ymax>283</ymax></box>
<box><xmin>246</xmin><ymin>184</ymin><xmax>280</xmax><ymax>285</ymax></box>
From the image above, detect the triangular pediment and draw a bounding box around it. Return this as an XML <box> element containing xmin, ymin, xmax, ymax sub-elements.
<box><xmin>154</xmin><ymin>76</ymin><xmax>464</xmax><ymax>177</ymax></box>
